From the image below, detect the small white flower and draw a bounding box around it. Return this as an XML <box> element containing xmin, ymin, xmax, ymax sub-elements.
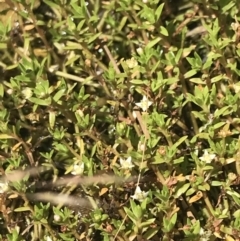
<box><xmin>48</xmin><ymin>65</ymin><xmax>59</xmax><ymax>73</ymax></box>
<box><xmin>119</xmin><ymin>157</ymin><xmax>134</xmax><ymax>169</ymax></box>
<box><xmin>136</xmin><ymin>95</ymin><xmax>152</xmax><ymax>112</ymax></box>
<box><xmin>22</xmin><ymin>87</ymin><xmax>33</xmax><ymax>99</ymax></box>
<box><xmin>136</xmin><ymin>47</ymin><xmax>143</xmax><ymax>55</ymax></box>
<box><xmin>199</xmin><ymin>150</ymin><xmax>216</xmax><ymax>164</ymax></box>
<box><xmin>0</xmin><ymin>182</ymin><xmax>8</xmax><ymax>193</ymax></box>
<box><xmin>138</xmin><ymin>141</ymin><xmax>145</xmax><ymax>152</ymax></box>
<box><xmin>71</xmin><ymin>163</ymin><xmax>84</xmax><ymax>175</ymax></box>
<box><xmin>46</xmin><ymin>236</ymin><xmax>53</xmax><ymax>241</ymax></box>
<box><xmin>199</xmin><ymin>227</ymin><xmax>212</xmax><ymax>241</ymax></box>
<box><xmin>53</xmin><ymin>214</ymin><xmax>61</xmax><ymax>222</ymax></box>
<box><xmin>199</xmin><ymin>228</ymin><xmax>205</xmax><ymax>235</ymax></box>
<box><xmin>233</xmin><ymin>83</ymin><xmax>240</xmax><ymax>93</ymax></box>
<box><xmin>6</xmin><ymin>89</ymin><xmax>13</xmax><ymax>95</ymax></box>
<box><xmin>131</xmin><ymin>186</ymin><xmax>148</xmax><ymax>202</ymax></box>
<box><xmin>125</xmin><ymin>57</ymin><xmax>138</xmax><ymax>69</ymax></box>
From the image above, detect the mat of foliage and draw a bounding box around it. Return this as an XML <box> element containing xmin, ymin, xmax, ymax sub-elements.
<box><xmin>0</xmin><ymin>0</ymin><xmax>240</xmax><ymax>241</ymax></box>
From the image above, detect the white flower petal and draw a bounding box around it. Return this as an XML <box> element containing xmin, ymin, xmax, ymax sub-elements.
<box><xmin>131</xmin><ymin>186</ymin><xmax>148</xmax><ymax>202</ymax></box>
<box><xmin>199</xmin><ymin>150</ymin><xmax>216</xmax><ymax>163</ymax></box>
<box><xmin>53</xmin><ymin>214</ymin><xmax>61</xmax><ymax>222</ymax></box>
<box><xmin>71</xmin><ymin>163</ymin><xmax>84</xmax><ymax>175</ymax></box>
<box><xmin>46</xmin><ymin>236</ymin><xmax>53</xmax><ymax>241</ymax></box>
<box><xmin>0</xmin><ymin>182</ymin><xmax>8</xmax><ymax>193</ymax></box>
<box><xmin>136</xmin><ymin>95</ymin><xmax>152</xmax><ymax>112</ymax></box>
<box><xmin>135</xmin><ymin>102</ymin><xmax>143</xmax><ymax>108</ymax></box>
<box><xmin>119</xmin><ymin>157</ymin><xmax>134</xmax><ymax>169</ymax></box>
<box><xmin>126</xmin><ymin>157</ymin><xmax>132</xmax><ymax>162</ymax></box>
<box><xmin>126</xmin><ymin>57</ymin><xmax>138</xmax><ymax>69</ymax></box>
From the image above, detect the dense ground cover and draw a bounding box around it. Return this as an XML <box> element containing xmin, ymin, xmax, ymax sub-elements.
<box><xmin>1</xmin><ymin>0</ymin><xmax>240</xmax><ymax>240</ymax></box>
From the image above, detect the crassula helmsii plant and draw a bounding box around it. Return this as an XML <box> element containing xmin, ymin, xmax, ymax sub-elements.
<box><xmin>1</xmin><ymin>0</ymin><xmax>240</xmax><ymax>240</ymax></box>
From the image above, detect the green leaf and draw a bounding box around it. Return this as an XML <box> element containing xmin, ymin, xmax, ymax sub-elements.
<box><xmin>14</xmin><ymin>206</ymin><xmax>32</xmax><ymax>212</ymax></box>
<box><xmin>40</xmin><ymin>218</ymin><xmax>48</xmax><ymax>224</ymax></box>
<box><xmin>175</xmin><ymin>183</ymin><xmax>190</xmax><ymax>198</ymax></box>
<box><xmin>155</xmin><ymin>3</ymin><xmax>165</xmax><ymax>21</ymax></box>
<box><xmin>211</xmin><ymin>181</ymin><xmax>223</xmax><ymax>186</ymax></box>
<box><xmin>118</xmin><ymin>16</ymin><xmax>128</xmax><ymax>32</ymax></box>
<box><xmin>211</xmin><ymin>74</ymin><xmax>224</xmax><ymax>83</ymax></box>
<box><xmin>87</xmin><ymin>32</ymin><xmax>102</xmax><ymax>44</ymax></box>
<box><xmin>53</xmin><ymin>88</ymin><xmax>66</xmax><ymax>102</ymax></box>
<box><xmin>164</xmin><ymin>77</ymin><xmax>179</xmax><ymax>85</ymax></box>
<box><xmin>152</xmin><ymin>154</ymin><xmax>165</xmax><ymax>164</ymax></box>
<box><xmin>184</xmin><ymin>69</ymin><xmax>198</xmax><ymax>78</ymax></box>
<box><xmin>189</xmin><ymin>78</ymin><xmax>205</xmax><ymax>84</ymax></box>
<box><xmin>67</xmin><ymin>16</ymin><xmax>76</xmax><ymax>31</ymax></box>
<box><xmin>143</xmin><ymin>227</ymin><xmax>159</xmax><ymax>240</ymax></box>
<box><xmin>0</xmin><ymin>134</ymin><xmax>14</xmax><ymax>139</ymax></box>
<box><xmin>186</xmin><ymin>188</ymin><xmax>196</xmax><ymax>196</ymax></box>
<box><xmin>130</xmin><ymin>199</ymin><xmax>142</xmax><ymax>219</ymax></box>
<box><xmin>49</xmin><ymin>111</ymin><xmax>56</xmax><ymax>129</ymax></box>
<box><xmin>213</xmin><ymin>122</ymin><xmax>226</xmax><ymax>130</ymax></box>
<box><xmin>170</xmin><ymin>213</ymin><xmax>177</xmax><ymax>228</ymax></box>
<box><xmin>172</xmin><ymin>136</ymin><xmax>188</xmax><ymax>150</ymax></box>
<box><xmin>175</xmin><ymin>48</ymin><xmax>183</xmax><ymax>63</ymax></box>
<box><xmin>77</xmin><ymin>19</ymin><xmax>86</xmax><ymax>31</ymax></box>
<box><xmin>65</xmin><ymin>55</ymin><xmax>80</xmax><ymax>66</ymax></box>
<box><xmin>163</xmin><ymin>212</ymin><xmax>177</xmax><ymax>232</ymax></box>
<box><xmin>139</xmin><ymin>218</ymin><xmax>156</xmax><ymax>229</ymax></box>
<box><xmin>0</xmin><ymin>42</ymin><xmax>7</xmax><ymax>49</ymax></box>
<box><xmin>29</xmin><ymin>97</ymin><xmax>52</xmax><ymax>106</ymax></box>
<box><xmin>222</xmin><ymin>1</ymin><xmax>235</xmax><ymax>13</ymax></box>
<box><xmin>160</xmin><ymin>26</ymin><xmax>168</xmax><ymax>36</ymax></box>
<box><xmin>0</xmin><ymin>83</ymin><xmax>4</xmax><ymax>97</ymax></box>
<box><xmin>214</xmin><ymin>106</ymin><xmax>232</xmax><ymax>118</ymax></box>
<box><xmin>124</xmin><ymin>207</ymin><xmax>137</xmax><ymax>224</ymax></box>
<box><xmin>43</xmin><ymin>0</ymin><xmax>60</xmax><ymax>9</ymax></box>
<box><xmin>173</xmin><ymin>156</ymin><xmax>184</xmax><ymax>164</ymax></box>
<box><xmin>146</xmin><ymin>37</ymin><xmax>161</xmax><ymax>49</ymax></box>
<box><xmin>191</xmin><ymin>111</ymin><xmax>207</xmax><ymax>121</ymax></box>
<box><xmin>194</xmin><ymin>52</ymin><xmax>202</xmax><ymax>66</ymax></box>
<box><xmin>70</xmin><ymin>2</ymin><xmax>85</xmax><ymax>18</ymax></box>
<box><xmin>229</xmin><ymin>193</ymin><xmax>240</xmax><ymax>206</ymax></box>
<box><xmin>203</xmin><ymin>59</ymin><xmax>213</xmax><ymax>70</ymax></box>
<box><xmin>130</xmin><ymin>79</ymin><xmax>149</xmax><ymax>85</ymax></box>
<box><xmin>139</xmin><ymin>6</ymin><xmax>155</xmax><ymax>24</ymax></box>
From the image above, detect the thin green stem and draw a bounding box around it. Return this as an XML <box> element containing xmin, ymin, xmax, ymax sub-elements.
<box><xmin>158</xmin><ymin>128</ymin><xmax>173</xmax><ymax>146</ymax></box>
<box><xmin>178</xmin><ymin>64</ymin><xmax>199</xmax><ymax>134</ymax></box>
<box><xmin>54</xmin><ymin>70</ymin><xmax>99</xmax><ymax>87</ymax></box>
<box><xmin>61</xmin><ymin>140</ymin><xmax>82</xmax><ymax>160</ymax></box>
<box><xmin>11</xmin><ymin>133</ymin><xmax>35</xmax><ymax>166</ymax></box>
<box><xmin>81</xmin><ymin>131</ymin><xmax>120</xmax><ymax>157</ymax></box>
<box><xmin>151</xmin><ymin>165</ymin><xmax>165</xmax><ymax>184</ymax></box>
<box><xmin>203</xmin><ymin>191</ymin><xmax>215</xmax><ymax>217</ymax></box>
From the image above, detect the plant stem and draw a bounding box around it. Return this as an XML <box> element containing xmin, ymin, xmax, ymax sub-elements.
<box><xmin>203</xmin><ymin>191</ymin><xmax>215</xmax><ymax>217</ymax></box>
